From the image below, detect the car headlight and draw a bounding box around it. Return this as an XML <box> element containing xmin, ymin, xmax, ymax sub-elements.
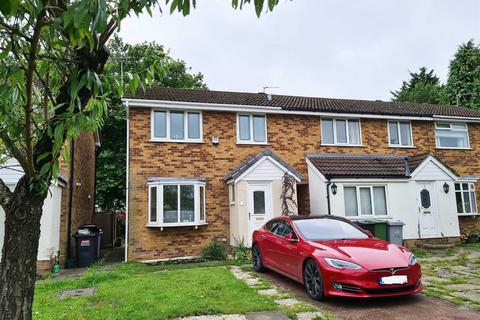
<box><xmin>324</xmin><ymin>258</ymin><xmax>362</xmax><ymax>270</ymax></box>
<box><xmin>409</xmin><ymin>254</ymin><xmax>418</xmax><ymax>266</ymax></box>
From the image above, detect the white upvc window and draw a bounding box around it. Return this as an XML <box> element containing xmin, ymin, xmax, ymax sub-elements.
<box><xmin>435</xmin><ymin>122</ymin><xmax>469</xmax><ymax>149</ymax></box>
<box><xmin>151</xmin><ymin>110</ymin><xmax>203</xmax><ymax>142</ymax></box>
<box><xmin>237</xmin><ymin>114</ymin><xmax>267</xmax><ymax>144</ymax></box>
<box><xmin>229</xmin><ymin>183</ymin><xmax>236</xmax><ymax>205</ymax></box>
<box><xmin>455</xmin><ymin>182</ymin><xmax>477</xmax><ymax>215</ymax></box>
<box><xmin>148</xmin><ymin>179</ymin><xmax>206</xmax><ymax>227</ymax></box>
<box><xmin>344</xmin><ymin>185</ymin><xmax>388</xmax><ymax>217</ymax></box>
<box><xmin>388</xmin><ymin>120</ymin><xmax>413</xmax><ymax>147</ymax></box>
<box><xmin>321</xmin><ymin>118</ymin><xmax>362</xmax><ymax>146</ymax></box>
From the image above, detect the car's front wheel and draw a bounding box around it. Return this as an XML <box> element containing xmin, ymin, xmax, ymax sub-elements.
<box><xmin>303</xmin><ymin>259</ymin><xmax>324</xmax><ymax>300</ymax></box>
<box><xmin>252</xmin><ymin>244</ymin><xmax>264</xmax><ymax>272</ymax></box>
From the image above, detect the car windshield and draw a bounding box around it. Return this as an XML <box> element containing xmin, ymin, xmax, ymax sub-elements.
<box><xmin>293</xmin><ymin>218</ymin><xmax>369</xmax><ymax>241</ymax></box>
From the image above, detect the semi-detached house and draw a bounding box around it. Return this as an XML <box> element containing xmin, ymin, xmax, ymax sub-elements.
<box><xmin>124</xmin><ymin>87</ymin><xmax>480</xmax><ymax>262</ymax></box>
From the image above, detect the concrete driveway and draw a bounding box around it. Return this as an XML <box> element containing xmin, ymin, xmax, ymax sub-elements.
<box><xmin>260</xmin><ymin>270</ymin><xmax>480</xmax><ymax>320</ymax></box>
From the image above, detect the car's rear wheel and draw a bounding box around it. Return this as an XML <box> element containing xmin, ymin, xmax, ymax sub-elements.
<box><xmin>252</xmin><ymin>244</ymin><xmax>264</xmax><ymax>272</ymax></box>
<box><xmin>303</xmin><ymin>259</ymin><xmax>324</xmax><ymax>300</ymax></box>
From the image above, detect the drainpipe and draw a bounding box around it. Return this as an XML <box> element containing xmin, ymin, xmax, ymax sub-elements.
<box><xmin>66</xmin><ymin>139</ymin><xmax>75</xmax><ymax>266</ymax></box>
<box><xmin>124</xmin><ymin>101</ymin><xmax>130</xmax><ymax>262</ymax></box>
<box><xmin>326</xmin><ymin>179</ymin><xmax>332</xmax><ymax>215</ymax></box>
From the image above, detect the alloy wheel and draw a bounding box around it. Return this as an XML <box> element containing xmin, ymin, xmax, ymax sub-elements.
<box><xmin>304</xmin><ymin>260</ymin><xmax>323</xmax><ymax>300</ymax></box>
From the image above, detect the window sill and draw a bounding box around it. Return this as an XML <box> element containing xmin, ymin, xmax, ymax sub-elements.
<box><xmin>458</xmin><ymin>213</ymin><xmax>478</xmax><ymax>217</ymax></box>
<box><xmin>321</xmin><ymin>144</ymin><xmax>364</xmax><ymax>148</ymax></box>
<box><xmin>146</xmin><ymin>222</ymin><xmax>208</xmax><ymax>230</ymax></box>
<box><xmin>236</xmin><ymin>141</ymin><xmax>269</xmax><ymax>145</ymax></box>
<box><xmin>435</xmin><ymin>147</ymin><xmax>471</xmax><ymax>150</ymax></box>
<box><xmin>149</xmin><ymin>139</ymin><xmax>204</xmax><ymax>144</ymax></box>
<box><xmin>388</xmin><ymin>145</ymin><xmax>416</xmax><ymax>149</ymax></box>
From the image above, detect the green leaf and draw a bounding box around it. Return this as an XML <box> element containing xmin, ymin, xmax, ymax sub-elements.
<box><xmin>254</xmin><ymin>0</ymin><xmax>265</xmax><ymax>17</ymax></box>
<box><xmin>0</xmin><ymin>0</ymin><xmax>20</xmax><ymax>17</ymax></box>
<box><xmin>93</xmin><ymin>0</ymin><xmax>108</xmax><ymax>33</ymax></box>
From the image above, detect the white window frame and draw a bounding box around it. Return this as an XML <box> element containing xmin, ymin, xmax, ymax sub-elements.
<box><xmin>229</xmin><ymin>183</ymin><xmax>236</xmax><ymax>205</ymax></box>
<box><xmin>343</xmin><ymin>185</ymin><xmax>389</xmax><ymax>217</ymax></box>
<box><xmin>147</xmin><ymin>179</ymin><xmax>207</xmax><ymax>228</ymax></box>
<box><xmin>434</xmin><ymin>122</ymin><xmax>470</xmax><ymax>149</ymax></box>
<box><xmin>455</xmin><ymin>182</ymin><xmax>478</xmax><ymax>216</ymax></box>
<box><xmin>321</xmin><ymin>118</ymin><xmax>362</xmax><ymax>146</ymax></box>
<box><xmin>387</xmin><ymin>120</ymin><xmax>414</xmax><ymax>148</ymax></box>
<box><xmin>236</xmin><ymin>113</ymin><xmax>268</xmax><ymax>144</ymax></box>
<box><xmin>150</xmin><ymin>109</ymin><xmax>203</xmax><ymax>143</ymax></box>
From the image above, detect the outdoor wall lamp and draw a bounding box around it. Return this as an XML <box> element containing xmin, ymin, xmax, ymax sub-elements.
<box><xmin>331</xmin><ymin>183</ymin><xmax>338</xmax><ymax>195</ymax></box>
<box><xmin>443</xmin><ymin>182</ymin><xmax>450</xmax><ymax>194</ymax></box>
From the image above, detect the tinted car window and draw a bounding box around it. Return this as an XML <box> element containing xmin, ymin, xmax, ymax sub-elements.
<box><xmin>273</xmin><ymin>221</ymin><xmax>294</xmax><ymax>237</ymax></box>
<box><xmin>293</xmin><ymin>218</ymin><xmax>368</xmax><ymax>241</ymax></box>
<box><xmin>266</xmin><ymin>220</ymin><xmax>281</xmax><ymax>233</ymax></box>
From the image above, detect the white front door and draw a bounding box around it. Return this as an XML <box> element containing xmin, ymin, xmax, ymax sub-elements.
<box><xmin>247</xmin><ymin>183</ymin><xmax>273</xmax><ymax>246</ymax></box>
<box><xmin>416</xmin><ymin>182</ymin><xmax>440</xmax><ymax>237</ymax></box>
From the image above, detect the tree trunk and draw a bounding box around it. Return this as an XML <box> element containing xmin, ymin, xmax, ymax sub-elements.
<box><xmin>0</xmin><ymin>176</ymin><xmax>48</xmax><ymax>320</ymax></box>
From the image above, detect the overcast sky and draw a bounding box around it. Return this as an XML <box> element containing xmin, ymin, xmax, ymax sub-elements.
<box><xmin>119</xmin><ymin>0</ymin><xmax>480</xmax><ymax>101</ymax></box>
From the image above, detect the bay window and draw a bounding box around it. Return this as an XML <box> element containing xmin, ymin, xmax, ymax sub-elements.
<box><xmin>344</xmin><ymin>185</ymin><xmax>387</xmax><ymax>216</ymax></box>
<box><xmin>435</xmin><ymin>123</ymin><xmax>469</xmax><ymax>149</ymax></box>
<box><xmin>151</xmin><ymin>110</ymin><xmax>203</xmax><ymax>142</ymax></box>
<box><xmin>321</xmin><ymin>118</ymin><xmax>361</xmax><ymax>145</ymax></box>
<box><xmin>237</xmin><ymin>114</ymin><xmax>267</xmax><ymax>143</ymax></box>
<box><xmin>388</xmin><ymin>120</ymin><xmax>413</xmax><ymax>147</ymax></box>
<box><xmin>455</xmin><ymin>183</ymin><xmax>477</xmax><ymax>215</ymax></box>
<box><xmin>148</xmin><ymin>178</ymin><xmax>206</xmax><ymax>227</ymax></box>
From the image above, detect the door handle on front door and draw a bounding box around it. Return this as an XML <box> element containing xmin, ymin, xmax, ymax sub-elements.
<box><xmin>248</xmin><ymin>212</ymin><xmax>251</xmax><ymax>220</ymax></box>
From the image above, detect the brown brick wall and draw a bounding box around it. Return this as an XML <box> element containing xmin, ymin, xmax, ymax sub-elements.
<box><xmin>128</xmin><ymin>109</ymin><xmax>480</xmax><ymax>261</ymax></box>
<box><xmin>58</xmin><ymin>131</ymin><xmax>96</xmax><ymax>266</ymax></box>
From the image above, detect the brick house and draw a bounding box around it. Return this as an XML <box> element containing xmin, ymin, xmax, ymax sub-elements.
<box><xmin>0</xmin><ymin>131</ymin><xmax>99</xmax><ymax>273</ymax></box>
<box><xmin>124</xmin><ymin>87</ymin><xmax>480</xmax><ymax>262</ymax></box>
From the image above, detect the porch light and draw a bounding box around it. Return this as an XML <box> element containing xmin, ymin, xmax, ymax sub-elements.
<box><xmin>331</xmin><ymin>183</ymin><xmax>338</xmax><ymax>195</ymax></box>
<box><xmin>443</xmin><ymin>182</ymin><xmax>450</xmax><ymax>194</ymax></box>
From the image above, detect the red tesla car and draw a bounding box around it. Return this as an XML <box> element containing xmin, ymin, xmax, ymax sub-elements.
<box><xmin>252</xmin><ymin>215</ymin><xmax>422</xmax><ymax>300</ymax></box>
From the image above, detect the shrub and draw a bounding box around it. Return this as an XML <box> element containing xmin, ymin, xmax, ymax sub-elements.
<box><xmin>233</xmin><ymin>236</ymin><xmax>250</xmax><ymax>262</ymax></box>
<box><xmin>201</xmin><ymin>239</ymin><xmax>227</xmax><ymax>261</ymax></box>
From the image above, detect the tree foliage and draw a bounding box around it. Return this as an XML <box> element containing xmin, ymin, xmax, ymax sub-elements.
<box><xmin>391</xmin><ymin>40</ymin><xmax>480</xmax><ymax>108</ymax></box>
<box><xmin>391</xmin><ymin>67</ymin><xmax>445</xmax><ymax>104</ymax></box>
<box><xmin>96</xmin><ymin>36</ymin><xmax>207</xmax><ymax>211</ymax></box>
<box><xmin>0</xmin><ymin>1</ymin><xmax>282</xmax><ymax>319</ymax></box>
<box><xmin>444</xmin><ymin>40</ymin><xmax>480</xmax><ymax>108</ymax></box>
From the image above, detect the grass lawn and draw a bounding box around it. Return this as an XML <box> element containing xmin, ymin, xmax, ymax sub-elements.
<box><xmin>33</xmin><ymin>263</ymin><xmax>278</xmax><ymax>320</ymax></box>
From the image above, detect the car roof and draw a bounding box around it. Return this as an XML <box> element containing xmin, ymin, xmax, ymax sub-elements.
<box><xmin>284</xmin><ymin>215</ymin><xmax>352</xmax><ymax>223</ymax></box>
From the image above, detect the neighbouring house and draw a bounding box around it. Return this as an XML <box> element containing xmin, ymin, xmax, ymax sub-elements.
<box><xmin>0</xmin><ymin>131</ymin><xmax>99</xmax><ymax>274</ymax></box>
<box><xmin>124</xmin><ymin>87</ymin><xmax>480</xmax><ymax>262</ymax></box>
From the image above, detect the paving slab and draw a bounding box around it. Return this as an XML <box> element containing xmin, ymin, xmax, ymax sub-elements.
<box><xmin>296</xmin><ymin>312</ymin><xmax>326</xmax><ymax>320</ymax></box>
<box><xmin>59</xmin><ymin>288</ymin><xmax>96</xmax><ymax>300</ymax></box>
<box><xmin>245</xmin><ymin>311</ymin><xmax>290</xmax><ymax>320</ymax></box>
<box><xmin>257</xmin><ymin>288</ymin><xmax>278</xmax><ymax>296</ymax></box>
<box><xmin>452</xmin><ymin>291</ymin><xmax>480</xmax><ymax>301</ymax></box>
<box><xmin>176</xmin><ymin>315</ymin><xmax>246</xmax><ymax>320</ymax></box>
<box><xmin>446</xmin><ymin>284</ymin><xmax>480</xmax><ymax>291</ymax></box>
<box><xmin>274</xmin><ymin>298</ymin><xmax>300</xmax><ymax>306</ymax></box>
<box><xmin>245</xmin><ymin>278</ymin><xmax>260</xmax><ymax>286</ymax></box>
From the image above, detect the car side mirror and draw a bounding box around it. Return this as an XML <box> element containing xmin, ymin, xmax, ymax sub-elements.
<box><xmin>285</xmin><ymin>233</ymin><xmax>298</xmax><ymax>242</ymax></box>
<box><xmin>363</xmin><ymin>229</ymin><xmax>373</xmax><ymax>237</ymax></box>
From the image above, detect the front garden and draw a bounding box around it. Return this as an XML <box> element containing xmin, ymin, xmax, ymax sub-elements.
<box><xmin>415</xmin><ymin>244</ymin><xmax>480</xmax><ymax>310</ymax></box>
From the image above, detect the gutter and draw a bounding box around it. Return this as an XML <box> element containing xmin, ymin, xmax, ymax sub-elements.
<box><xmin>125</xmin><ymin>100</ymin><xmax>130</xmax><ymax>262</ymax></box>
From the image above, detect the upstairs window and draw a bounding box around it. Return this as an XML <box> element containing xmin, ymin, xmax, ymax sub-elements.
<box><xmin>148</xmin><ymin>179</ymin><xmax>206</xmax><ymax>227</ymax></box>
<box><xmin>237</xmin><ymin>114</ymin><xmax>267</xmax><ymax>143</ymax></box>
<box><xmin>435</xmin><ymin>123</ymin><xmax>469</xmax><ymax>149</ymax></box>
<box><xmin>388</xmin><ymin>121</ymin><xmax>413</xmax><ymax>147</ymax></box>
<box><xmin>152</xmin><ymin>110</ymin><xmax>202</xmax><ymax>142</ymax></box>
<box><xmin>321</xmin><ymin>118</ymin><xmax>361</xmax><ymax>145</ymax></box>
<box><xmin>456</xmin><ymin>183</ymin><xmax>477</xmax><ymax>215</ymax></box>
<box><xmin>344</xmin><ymin>186</ymin><xmax>387</xmax><ymax>216</ymax></box>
